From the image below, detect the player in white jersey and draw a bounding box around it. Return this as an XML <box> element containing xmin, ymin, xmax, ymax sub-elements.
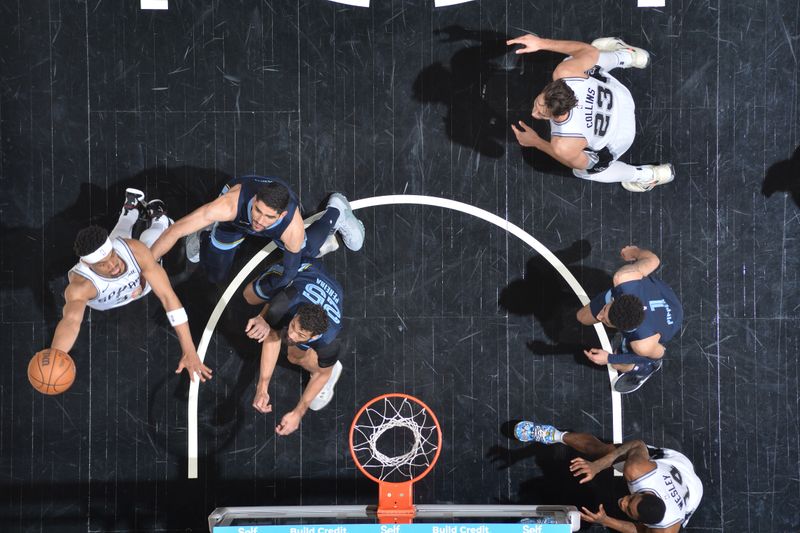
<box><xmin>507</xmin><ymin>34</ymin><xmax>674</xmax><ymax>192</ymax></box>
<box><xmin>514</xmin><ymin>421</ymin><xmax>703</xmax><ymax>532</ymax></box>
<box><xmin>48</xmin><ymin>189</ymin><xmax>212</xmax><ymax>383</ymax></box>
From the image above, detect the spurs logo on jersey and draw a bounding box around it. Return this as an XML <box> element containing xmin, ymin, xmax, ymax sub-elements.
<box><xmin>70</xmin><ymin>238</ymin><xmax>152</xmax><ymax>311</ymax></box>
<box><xmin>550</xmin><ymin>67</ymin><xmax>634</xmax><ymax>155</ymax></box>
<box><xmin>627</xmin><ymin>448</ymin><xmax>704</xmax><ymax>529</ymax></box>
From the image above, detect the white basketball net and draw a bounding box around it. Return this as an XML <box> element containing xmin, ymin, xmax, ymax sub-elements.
<box><xmin>352</xmin><ymin>396</ymin><xmax>440</xmax><ymax>481</ymax></box>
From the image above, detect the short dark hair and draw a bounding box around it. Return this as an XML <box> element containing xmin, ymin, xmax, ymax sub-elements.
<box><xmin>608</xmin><ymin>294</ymin><xmax>645</xmax><ymax>331</ymax></box>
<box><xmin>255</xmin><ymin>182</ymin><xmax>290</xmax><ymax>212</ymax></box>
<box><xmin>74</xmin><ymin>225</ymin><xmax>109</xmax><ymax>257</ymax></box>
<box><xmin>540</xmin><ymin>79</ymin><xmax>578</xmax><ymax>116</ymax></box>
<box><xmin>295</xmin><ymin>304</ymin><xmax>329</xmax><ymax>336</ymax></box>
<box><xmin>635</xmin><ymin>493</ymin><xmax>666</xmax><ymax>524</ymax></box>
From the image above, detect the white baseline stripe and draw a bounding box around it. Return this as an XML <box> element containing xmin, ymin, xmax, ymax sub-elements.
<box><xmin>187</xmin><ymin>195</ymin><xmax>622</xmax><ymax>478</ymax></box>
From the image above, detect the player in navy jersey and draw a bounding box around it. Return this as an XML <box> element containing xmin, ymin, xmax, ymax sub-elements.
<box><xmin>241</xmin><ymin>259</ymin><xmax>345</xmax><ymax>436</ymax></box>
<box><xmin>577</xmin><ymin>245</ymin><xmax>683</xmax><ymax>393</ymax></box>
<box><xmin>514</xmin><ymin>421</ymin><xmax>703</xmax><ymax>532</ymax></box>
<box><xmin>150</xmin><ymin>175</ymin><xmax>364</xmax><ymax>287</ymax></box>
<box><xmin>507</xmin><ymin>34</ymin><xmax>673</xmax><ymax>192</ymax></box>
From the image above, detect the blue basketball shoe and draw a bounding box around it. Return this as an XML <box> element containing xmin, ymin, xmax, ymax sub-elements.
<box><xmin>514</xmin><ymin>421</ymin><xmax>558</xmax><ymax>444</ymax></box>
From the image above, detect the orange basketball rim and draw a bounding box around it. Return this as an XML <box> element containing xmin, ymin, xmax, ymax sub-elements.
<box><xmin>349</xmin><ymin>393</ymin><xmax>443</xmax><ymax>524</ymax></box>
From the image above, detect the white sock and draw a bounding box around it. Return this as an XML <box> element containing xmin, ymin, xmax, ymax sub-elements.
<box><xmin>596</xmin><ymin>50</ymin><xmax>635</xmax><ymax>71</ymax></box>
<box><xmin>553</xmin><ymin>429</ymin><xmax>567</xmax><ymax>444</ymax></box>
<box><xmin>139</xmin><ymin>217</ymin><xmax>172</xmax><ymax>248</ymax></box>
<box><xmin>108</xmin><ymin>209</ymin><xmax>139</xmax><ymax>241</ymax></box>
<box><xmin>574</xmin><ymin>161</ymin><xmax>651</xmax><ymax>184</ymax></box>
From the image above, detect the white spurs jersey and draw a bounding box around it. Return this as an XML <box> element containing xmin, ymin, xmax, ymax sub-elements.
<box><xmin>550</xmin><ymin>68</ymin><xmax>634</xmax><ymax>155</ymax></box>
<box><xmin>70</xmin><ymin>238</ymin><xmax>152</xmax><ymax>311</ymax></box>
<box><xmin>627</xmin><ymin>448</ymin><xmax>704</xmax><ymax>529</ymax></box>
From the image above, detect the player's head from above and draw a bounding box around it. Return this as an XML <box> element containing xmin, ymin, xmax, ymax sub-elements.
<box><xmin>532</xmin><ymin>79</ymin><xmax>578</xmax><ymax>120</ymax></box>
<box><xmin>597</xmin><ymin>294</ymin><xmax>645</xmax><ymax>331</ymax></box>
<box><xmin>251</xmin><ymin>182</ymin><xmax>291</xmax><ymax>232</ymax></box>
<box><xmin>286</xmin><ymin>304</ymin><xmax>329</xmax><ymax>345</ymax></box>
<box><xmin>74</xmin><ymin>225</ymin><xmax>126</xmax><ymax>278</ymax></box>
<box><xmin>618</xmin><ymin>492</ymin><xmax>666</xmax><ymax>524</ymax></box>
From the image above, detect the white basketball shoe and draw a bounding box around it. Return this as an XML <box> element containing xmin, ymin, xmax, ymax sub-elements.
<box><xmin>309</xmin><ymin>361</ymin><xmax>343</xmax><ymax>411</ymax></box>
<box><xmin>327</xmin><ymin>193</ymin><xmax>365</xmax><ymax>251</ymax></box>
<box><xmin>591</xmin><ymin>37</ymin><xmax>650</xmax><ymax>69</ymax></box>
<box><xmin>622</xmin><ymin>164</ymin><xmax>675</xmax><ymax>193</ymax></box>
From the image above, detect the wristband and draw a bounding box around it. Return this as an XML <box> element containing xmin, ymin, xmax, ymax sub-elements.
<box><xmin>167</xmin><ymin>307</ymin><xmax>188</xmax><ymax>326</ymax></box>
<box><xmin>607</xmin><ymin>352</ymin><xmax>654</xmax><ymax>365</ymax></box>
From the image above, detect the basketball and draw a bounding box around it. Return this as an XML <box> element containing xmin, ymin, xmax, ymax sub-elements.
<box><xmin>28</xmin><ymin>349</ymin><xmax>76</xmax><ymax>395</ymax></box>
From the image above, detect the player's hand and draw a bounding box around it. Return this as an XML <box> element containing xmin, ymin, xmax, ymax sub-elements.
<box><xmin>584</xmin><ymin>348</ymin><xmax>610</xmax><ymax>365</ymax></box>
<box><xmin>570</xmin><ymin>457</ymin><xmax>601</xmax><ymax>484</ymax></box>
<box><xmin>132</xmin><ymin>277</ymin><xmax>145</xmax><ymax>298</ymax></box>
<box><xmin>579</xmin><ymin>504</ymin><xmax>608</xmax><ymax>525</ymax></box>
<box><xmin>245</xmin><ymin>315</ymin><xmax>270</xmax><ymax>343</ymax></box>
<box><xmin>620</xmin><ymin>245</ymin><xmax>641</xmax><ymax>262</ymax></box>
<box><xmin>253</xmin><ymin>389</ymin><xmax>273</xmax><ymax>414</ymax></box>
<box><xmin>506</xmin><ymin>34</ymin><xmax>543</xmax><ymax>54</ymax></box>
<box><xmin>511</xmin><ymin>121</ymin><xmax>542</xmax><ymax>148</ymax></box>
<box><xmin>175</xmin><ymin>352</ymin><xmax>213</xmax><ymax>383</ymax></box>
<box><xmin>275</xmin><ymin>410</ymin><xmax>302</xmax><ymax>436</ymax></box>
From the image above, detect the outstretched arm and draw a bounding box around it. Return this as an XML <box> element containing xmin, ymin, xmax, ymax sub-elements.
<box><xmin>131</xmin><ymin>240</ymin><xmax>212</xmax><ymax>382</ymax></box>
<box><xmin>511</xmin><ymin>122</ymin><xmax>591</xmax><ymax>169</ymax></box>
<box><xmin>50</xmin><ymin>279</ymin><xmax>94</xmax><ymax>354</ymax></box>
<box><xmin>253</xmin><ymin>326</ymin><xmax>281</xmax><ymax>414</ymax></box>
<box><xmin>506</xmin><ymin>34</ymin><xmax>598</xmax><ymax>76</ymax></box>
<box><xmin>269</xmin><ymin>210</ymin><xmax>306</xmax><ymax>291</ymax></box>
<box><xmin>613</xmin><ymin>245</ymin><xmax>660</xmax><ymax>285</ymax></box>
<box><xmin>275</xmin><ymin>347</ymin><xmax>333</xmax><ymax>436</ymax></box>
<box><xmin>149</xmin><ymin>192</ymin><xmax>237</xmax><ymax>261</ymax></box>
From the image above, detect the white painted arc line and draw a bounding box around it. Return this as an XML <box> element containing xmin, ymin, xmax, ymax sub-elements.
<box><xmin>187</xmin><ymin>195</ymin><xmax>622</xmax><ymax>479</ymax></box>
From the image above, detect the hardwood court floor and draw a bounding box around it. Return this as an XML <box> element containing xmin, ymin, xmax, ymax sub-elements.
<box><xmin>1</xmin><ymin>1</ymin><xmax>798</xmax><ymax>531</ymax></box>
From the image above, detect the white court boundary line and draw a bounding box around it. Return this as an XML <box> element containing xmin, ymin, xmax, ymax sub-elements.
<box><xmin>187</xmin><ymin>195</ymin><xmax>622</xmax><ymax>478</ymax></box>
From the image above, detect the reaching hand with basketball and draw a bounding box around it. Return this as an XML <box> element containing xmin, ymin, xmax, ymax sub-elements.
<box><xmin>570</xmin><ymin>457</ymin><xmax>602</xmax><ymax>484</ymax></box>
<box><xmin>28</xmin><ymin>348</ymin><xmax>76</xmax><ymax>395</ymax></box>
<box><xmin>175</xmin><ymin>351</ymin><xmax>213</xmax><ymax>383</ymax></box>
<box><xmin>245</xmin><ymin>315</ymin><xmax>271</xmax><ymax>343</ymax></box>
<box><xmin>253</xmin><ymin>388</ymin><xmax>272</xmax><ymax>414</ymax></box>
<box><xmin>276</xmin><ymin>410</ymin><xmax>301</xmax><ymax>435</ymax></box>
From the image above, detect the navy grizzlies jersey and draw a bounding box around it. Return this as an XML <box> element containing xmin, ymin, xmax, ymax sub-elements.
<box><xmin>613</xmin><ymin>276</ymin><xmax>683</xmax><ymax>342</ymax></box>
<box><xmin>258</xmin><ymin>261</ymin><xmax>343</xmax><ymax>352</ymax></box>
<box><xmin>212</xmin><ymin>175</ymin><xmax>301</xmax><ymax>247</ymax></box>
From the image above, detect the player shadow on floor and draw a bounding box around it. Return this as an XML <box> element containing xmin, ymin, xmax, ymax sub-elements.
<box><xmin>168</xmin><ymin>246</ymin><xmax>325</xmax><ymax>435</ymax></box>
<box><xmin>411</xmin><ymin>25</ymin><xmax>572</xmax><ymax>176</ymax></box>
<box><xmin>498</xmin><ymin>239</ymin><xmax>614</xmax><ymax>369</ymax></box>
<box><xmin>762</xmin><ymin>145</ymin><xmax>800</xmax><ymax>208</ymax></box>
<box><xmin>0</xmin><ymin>165</ymin><xmax>231</xmax><ymax>318</ymax></box>
<box><xmin>486</xmin><ymin>423</ymin><xmax>632</xmax><ymax>528</ymax></box>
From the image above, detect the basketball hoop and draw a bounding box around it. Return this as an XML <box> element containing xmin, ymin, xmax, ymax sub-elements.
<box><xmin>349</xmin><ymin>393</ymin><xmax>442</xmax><ymax>524</ymax></box>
